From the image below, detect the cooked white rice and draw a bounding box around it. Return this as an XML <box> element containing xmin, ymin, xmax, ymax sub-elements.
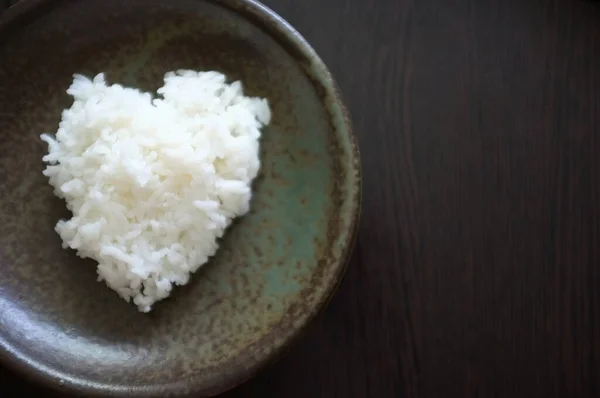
<box><xmin>40</xmin><ymin>70</ymin><xmax>271</xmax><ymax>312</ymax></box>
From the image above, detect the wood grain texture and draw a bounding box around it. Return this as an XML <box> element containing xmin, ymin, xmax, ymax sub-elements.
<box><xmin>1</xmin><ymin>0</ymin><xmax>600</xmax><ymax>397</ymax></box>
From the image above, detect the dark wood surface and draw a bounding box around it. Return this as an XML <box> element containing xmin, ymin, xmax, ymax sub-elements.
<box><xmin>2</xmin><ymin>0</ymin><xmax>600</xmax><ymax>397</ymax></box>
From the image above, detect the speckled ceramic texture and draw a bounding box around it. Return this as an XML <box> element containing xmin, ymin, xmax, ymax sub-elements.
<box><xmin>0</xmin><ymin>0</ymin><xmax>360</xmax><ymax>396</ymax></box>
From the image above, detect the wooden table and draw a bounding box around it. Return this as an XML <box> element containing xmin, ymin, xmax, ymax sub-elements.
<box><xmin>2</xmin><ymin>0</ymin><xmax>600</xmax><ymax>397</ymax></box>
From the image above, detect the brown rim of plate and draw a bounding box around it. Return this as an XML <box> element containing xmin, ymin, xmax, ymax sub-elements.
<box><xmin>0</xmin><ymin>0</ymin><xmax>362</xmax><ymax>396</ymax></box>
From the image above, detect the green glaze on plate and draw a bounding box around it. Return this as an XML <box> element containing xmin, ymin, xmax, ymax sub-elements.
<box><xmin>0</xmin><ymin>0</ymin><xmax>361</xmax><ymax>396</ymax></box>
